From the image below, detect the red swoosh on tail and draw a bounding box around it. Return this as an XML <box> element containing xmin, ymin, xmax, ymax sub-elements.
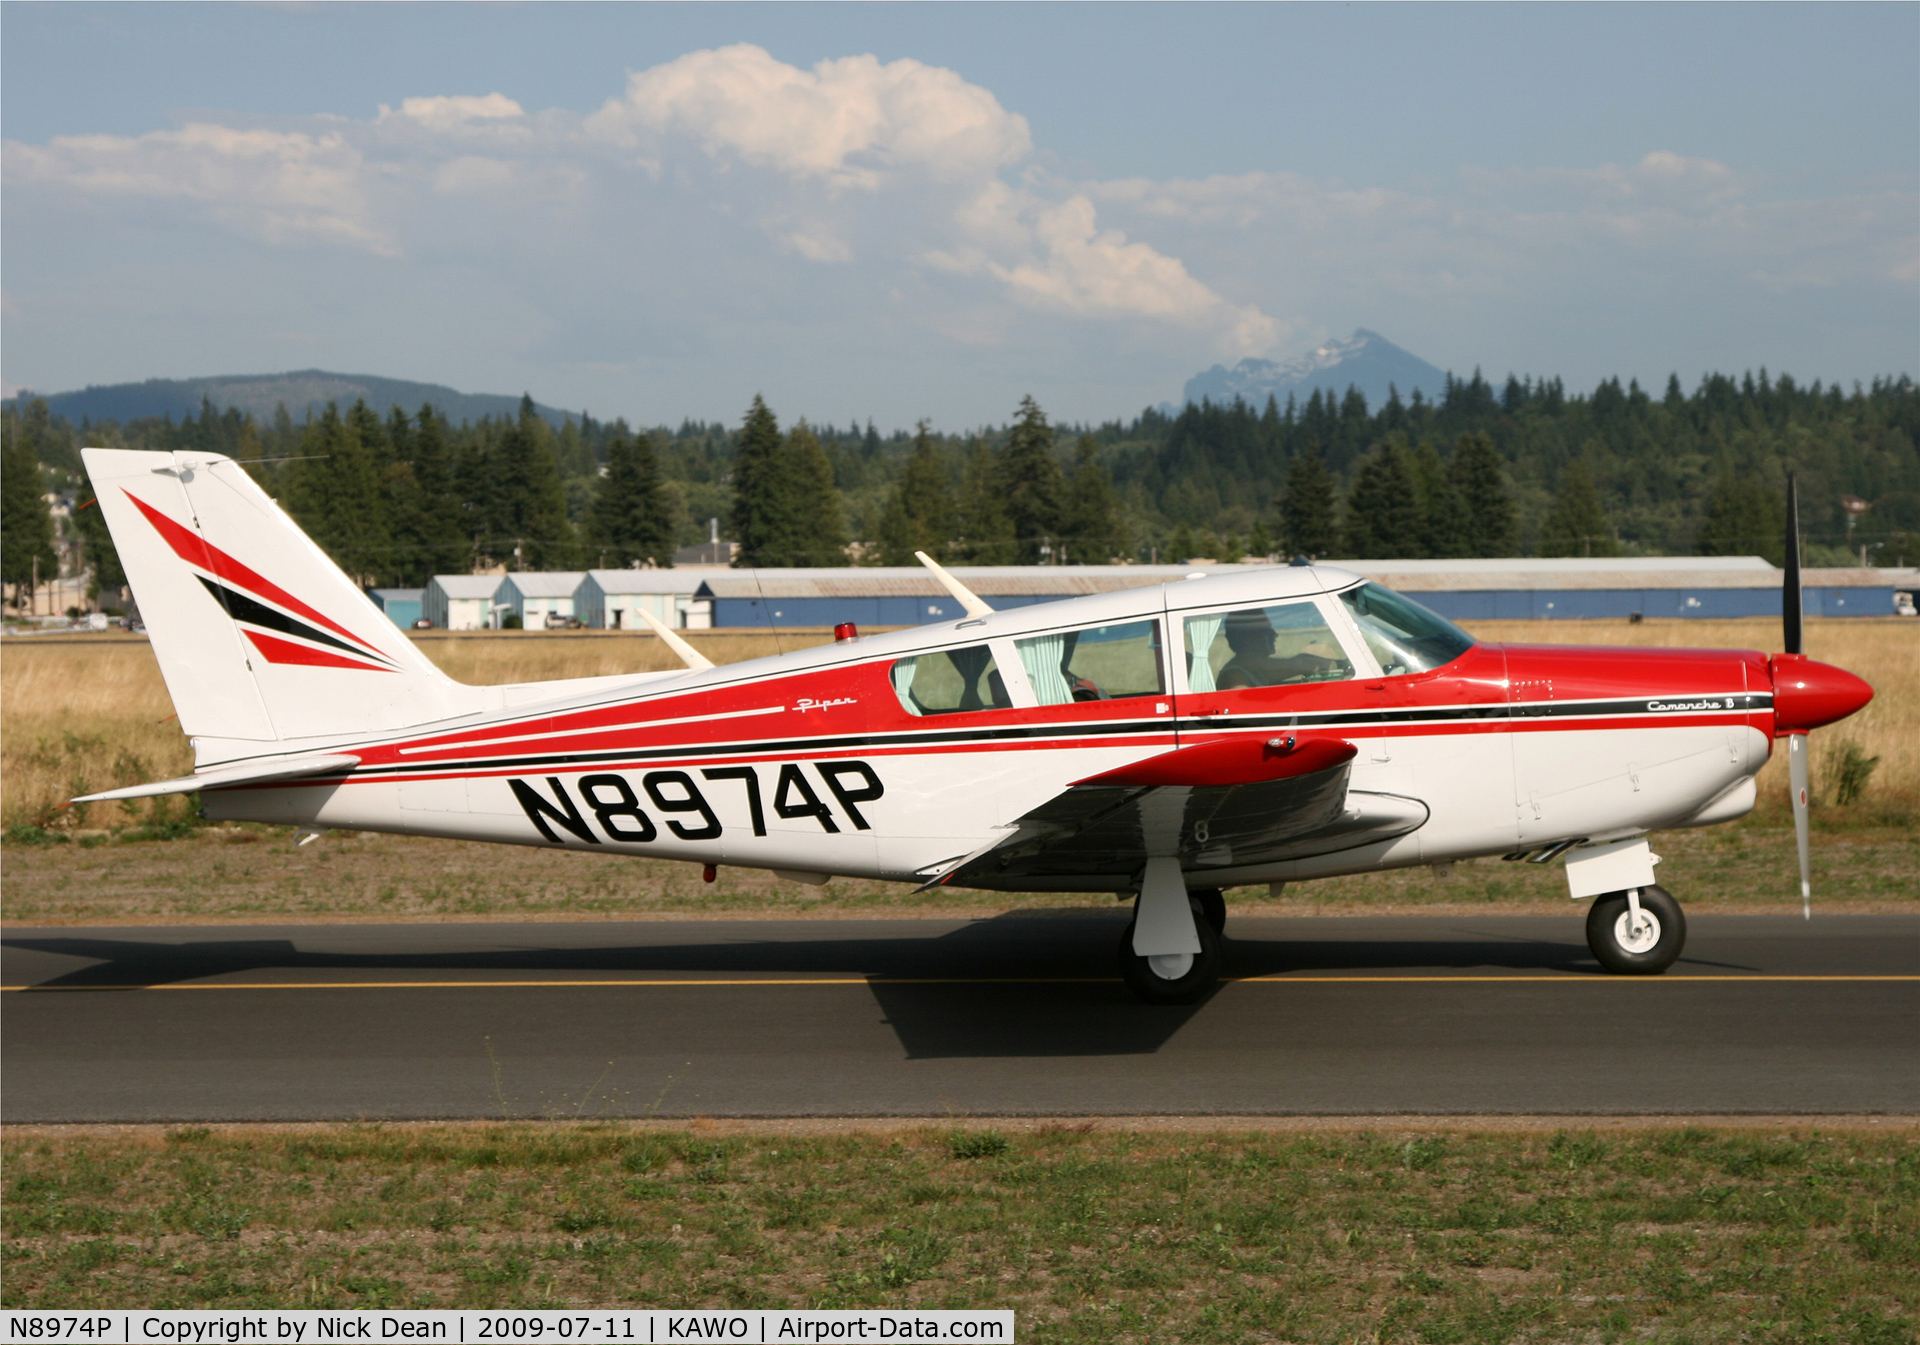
<box><xmin>243</xmin><ymin>630</ymin><xmax>395</xmax><ymax>672</ymax></box>
<box><xmin>124</xmin><ymin>489</ymin><xmax>383</xmax><ymax>659</ymax></box>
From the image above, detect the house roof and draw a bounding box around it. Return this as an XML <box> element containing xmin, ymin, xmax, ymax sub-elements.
<box><xmin>495</xmin><ymin>572</ymin><xmax>585</xmax><ymax>599</ymax></box>
<box><xmin>427</xmin><ymin>575</ymin><xmax>502</xmax><ymax>600</ymax></box>
<box><xmin>693</xmin><ymin>559</ymin><xmax>1918</xmax><ymax>601</ymax></box>
<box><xmin>583</xmin><ymin>569</ymin><xmax>710</xmax><ymax>595</ymax></box>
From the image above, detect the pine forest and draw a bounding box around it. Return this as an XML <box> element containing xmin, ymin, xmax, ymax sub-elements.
<box><xmin>4</xmin><ymin>370</ymin><xmax>1918</xmax><ymax>602</ymax></box>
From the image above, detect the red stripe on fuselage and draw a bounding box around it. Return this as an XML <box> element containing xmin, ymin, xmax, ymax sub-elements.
<box><xmin>124</xmin><ymin>489</ymin><xmax>385</xmax><ymax>660</ymax></box>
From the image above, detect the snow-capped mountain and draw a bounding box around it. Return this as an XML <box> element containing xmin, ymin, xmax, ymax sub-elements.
<box><xmin>1179</xmin><ymin>329</ymin><xmax>1447</xmax><ymax>412</ymax></box>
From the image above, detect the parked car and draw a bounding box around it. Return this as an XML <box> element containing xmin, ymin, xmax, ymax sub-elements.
<box><xmin>543</xmin><ymin>613</ymin><xmax>584</xmax><ymax>630</ymax></box>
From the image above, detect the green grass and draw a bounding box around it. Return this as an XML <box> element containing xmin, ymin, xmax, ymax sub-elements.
<box><xmin>3</xmin><ymin>1125</ymin><xmax>1915</xmax><ymax>1338</ymax></box>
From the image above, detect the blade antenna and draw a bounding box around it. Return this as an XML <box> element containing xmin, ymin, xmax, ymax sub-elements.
<box><xmin>633</xmin><ymin>606</ymin><xmax>713</xmax><ymax>671</ymax></box>
<box><xmin>1783</xmin><ymin>471</ymin><xmax>1803</xmax><ymax>656</ymax></box>
<box><xmin>914</xmin><ymin>551</ymin><xmax>994</xmax><ymax>619</ymax></box>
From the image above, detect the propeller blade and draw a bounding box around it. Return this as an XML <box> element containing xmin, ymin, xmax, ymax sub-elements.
<box><xmin>1783</xmin><ymin>471</ymin><xmax>1803</xmax><ymax>656</ymax></box>
<box><xmin>1788</xmin><ymin>733</ymin><xmax>1812</xmax><ymax>919</ymax></box>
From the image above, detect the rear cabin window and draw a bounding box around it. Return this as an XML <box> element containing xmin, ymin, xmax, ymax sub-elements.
<box><xmin>1338</xmin><ymin>582</ymin><xmax>1475</xmax><ymax>675</ymax></box>
<box><xmin>1014</xmin><ymin>619</ymin><xmax>1165</xmax><ymax>706</ymax></box>
<box><xmin>1184</xmin><ymin>601</ymin><xmax>1354</xmax><ymax>692</ymax></box>
<box><xmin>890</xmin><ymin>645</ymin><xmax>1013</xmax><ymax>716</ymax></box>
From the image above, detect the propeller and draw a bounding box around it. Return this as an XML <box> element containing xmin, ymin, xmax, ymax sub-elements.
<box><xmin>1782</xmin><ymin>473</ymin><xmax>1811</xmax><ymax>919</ymax></box>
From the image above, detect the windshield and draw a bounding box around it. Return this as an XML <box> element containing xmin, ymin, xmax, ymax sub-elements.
<box><xmin>1338</xmin><ymin>583</ymin><xmax>1474</xmax><ymax>675</ymax></box>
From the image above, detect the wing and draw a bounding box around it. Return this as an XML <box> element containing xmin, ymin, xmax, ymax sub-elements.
<box><xmin>926</xmin><ymin>735</ymin><xmax>1428</xmax><ymax>892</ymax></box>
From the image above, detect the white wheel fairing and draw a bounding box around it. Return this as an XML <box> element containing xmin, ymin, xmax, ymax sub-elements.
<box><xmin>1148</xmin><ymin>952</ymin><xmax>1195</xmax><ymax>980</ymax></box>
<box><xmin>1611</xmin><ymin>909</ymin><xmax>1662</xmax><ymax>954</ymax></box>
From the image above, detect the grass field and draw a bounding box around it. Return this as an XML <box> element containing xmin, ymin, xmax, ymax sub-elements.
<box><xmin>2</xmin><ymin>620</ymin><xmax>1914</xmax><ymax>923</ymax></box>
<box><xmin>3</xmin><ymin>1123</ymin><xmax>1915</xmax><ymax>1336</ymax></box>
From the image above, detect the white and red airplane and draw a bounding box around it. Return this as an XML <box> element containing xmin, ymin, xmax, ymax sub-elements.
<box><xmin>76</xmin><ymin>447</ymin><xmax>1873</xmax><ymax>1001</ymax></box>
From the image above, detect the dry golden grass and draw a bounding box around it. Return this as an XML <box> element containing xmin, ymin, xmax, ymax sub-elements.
<box><xmin>3</xmin><ymin>618</ymin><xmax>1912</xmax><ymax>836</ymax></box>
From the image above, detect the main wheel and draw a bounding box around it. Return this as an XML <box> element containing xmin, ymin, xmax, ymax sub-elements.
<box><xmin>1586</xmin><ymin>884</ymin><xmax>1685</xmax><ymax>975</ymax></box>
<box><xmin>1191</xmin><ymin>887</ymin><xmax>1227</xmax><ymax>935</ymax></box>
<box><xmin>1119</xmin><ymin>897</ymin><xmax>1223</xmax><ymax>1004</ymax></box>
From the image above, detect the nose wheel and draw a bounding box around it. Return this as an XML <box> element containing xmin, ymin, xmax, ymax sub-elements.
<box><xmin>1586</xmin><ymin>884</ymin><xmax>1685</xmax><ymax>974</ymax></box>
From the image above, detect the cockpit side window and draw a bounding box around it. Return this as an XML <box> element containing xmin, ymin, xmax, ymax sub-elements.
<box><xmin>889</xmin><ymin>645</ymin><xmax>1012</xmax><ymax>716</ymax></box>
<box><xmin>1184</xmin><ymin>601</ymin><xmax>1355</xmax><ymax>692</ymax></box>
<box><xmin>1014</xmin><ymin>619</ymin><xmax>1165</xmax><ymax>706</ymax></box>
<box><xmin>1338</xmin><ymin>582</ymin><xmax>1475</xmax><ymax>675</ymax></box>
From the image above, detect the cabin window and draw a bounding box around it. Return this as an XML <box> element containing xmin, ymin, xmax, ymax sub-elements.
<box><xmin>1338</xmin><ymin>582</ymin><xmax>1475</xmax><ymax>675</ymax></box>
<box><xmin>1014</xmin><ymin>619</ymin><xmax>1165</xmax><ymax>706</ymax></box>
<box><xmin>890</xmin><ymin>645</ymin><xmax>1013</xmax><ymax>716</ymax></box>
<box><xmin>1184</xmin><ymin>601</ymin><xmax>1354</xmax><ymax>692</ymax></box>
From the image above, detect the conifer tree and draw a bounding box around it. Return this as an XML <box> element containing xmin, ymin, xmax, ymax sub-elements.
<box><xmin>875</xmin><ymin>420</ymin><xmax>955</xmax><ymax>565</ymax></box>
<box><xmin>286</xmin><ymin>402</ymin><xmax>389</xmax><ymax>584</ymax></box>
<box><xmin>1279</xmin><ymin>446</ymin><xmax>1339</xmax><ymax>558</ymax></box>
<box><xmin>408</xmin><ymin>404</ymin><xmax>472</xmax><ymax>579</ymax></box>
<box><xmin>1449</xmin><ymin>431</ymin><xmax>1516</xmax><ymax>556</ymax></box>
<box><xmin>1</xmin><ymin>416</ymin><xmax>56</xmax><ymax>607</ymax></box>
<box><xmin>777</xmin><ymin>421</ymin><xmax>849</xmax><ymax>566</ymax></box>
<box><xmin>1060</xmin><ymin>435</ymin><xmax>1123</xmax><ymax>563</ymax></box>
<box><xmin>732</xmin><ymin>395</ymin><xmax>789</xmax><ymax>568</ymax></box>
<box><xmin>591</xmin><ymin>421</ymin><xmax>675</xmax><ymax>568</ymax></box>
<box><xmin>1698</xmin><ymin>470</ymin><xmax>1786</xmax><ymax>565</ymax></box>
<box><xmin>1538</xmin><ymin>462</ymin><xmax>1621</xmax><ymax>557</ymax></box>
<box><xmin>1343</xmin><ymin>442</ymin><xmax>1422</xmax><ymax>558</ymax></box>
<box><xmin>1410</xmin><ymin>439</ymin><xmax>1467</xmax><ymax>558</ymax></box>
<box><xmin>495</xmin><ymin>394</ymin><xmax>574</xmax><ymax>570</ymax></box>
<box><xmin>955</xmin><ymin>439</ymin><xmax>1016</xmax><ymax>564</ymax></box>
<box><xmin>1000</xmin><ymin>395</ymin><xmax>1064</xmax><ymax>563</ymax></box>
<box><xmin>1170</xmin><ymin>521</ymin><xmax>1197</xmax><ymax>564</ymax></box>
<box><xmin>1247</xmin><ymin>518</ymin><xmax>1274</xmax><ymax>562</ymax></box>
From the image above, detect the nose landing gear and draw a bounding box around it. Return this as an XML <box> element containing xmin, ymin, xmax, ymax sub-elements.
<box><xmin>1586</xmin><ymin>884</ymin><xmax>1686</xmax><ymax>974</ymax></box>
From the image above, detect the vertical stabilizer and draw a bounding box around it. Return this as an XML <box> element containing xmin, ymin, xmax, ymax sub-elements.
<box><xmin>84</xmin><ymin>448</ymin><xmax>477</xmax><ymax>759</ymax></box>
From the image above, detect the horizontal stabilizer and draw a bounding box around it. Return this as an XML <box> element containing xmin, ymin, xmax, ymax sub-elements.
<box><xmin>71</xmin><ymin>753</ymin><xmax>359</xmax><ymax>804</ymax></box>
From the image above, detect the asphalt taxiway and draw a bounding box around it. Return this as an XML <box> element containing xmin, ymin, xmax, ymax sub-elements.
<box><xmin>3</xmin><ymin>913</ymin><xmax>1915</xmax><ymax>1122</ymax></box>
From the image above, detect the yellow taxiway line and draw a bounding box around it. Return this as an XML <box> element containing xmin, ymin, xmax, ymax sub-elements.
<box><xmin>2</xmin><ymin>975</ymin><xmax>1915</xmax><ymax>991</ymax></box>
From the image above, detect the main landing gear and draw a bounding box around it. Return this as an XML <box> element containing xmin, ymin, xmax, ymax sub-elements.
<box><xmin>1120</xmin><ymin>886</ymin><xmax>1226</xmax><ymax>1004</ymax></box>
<box><xmin>1586</xmin><ymin>884</ymin><xmax>1686</xmax><ymax>974</ymax></box>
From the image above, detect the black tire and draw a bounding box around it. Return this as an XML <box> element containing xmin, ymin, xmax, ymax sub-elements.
<box><xmin>1119</xmin><ymin>898</ymin><xmax>1223</xmax><ymax>1004</ymax></box>
<box><xmin>1586</xmin><ymin>884</ymin><xmax>1686</xmax><ymax>975</ymax></box>
<box><xmin>1192</xmin><ymin>887</ymin><xmax>1227</xmax><ymax>936</ymax></box>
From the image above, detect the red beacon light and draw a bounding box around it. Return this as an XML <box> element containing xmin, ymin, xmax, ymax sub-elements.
<box><xmin>834</xmin><ymin>622</ymin><xmax>859</xmax><ymax>644</ymax></box>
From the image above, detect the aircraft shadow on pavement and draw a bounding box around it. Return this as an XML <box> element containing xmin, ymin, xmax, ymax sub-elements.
<box><xmin>3</xmin><ymin>913</ymin><xmax>1626</xmax><ymax>1061</ymax></box>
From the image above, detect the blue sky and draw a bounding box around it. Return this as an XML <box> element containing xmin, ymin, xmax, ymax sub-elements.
<box><xmin>4</xmin><ymin>2</ymin><xmax>1915</xmax><ymax>428</ymax></box>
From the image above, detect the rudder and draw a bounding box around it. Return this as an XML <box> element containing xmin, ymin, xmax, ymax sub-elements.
<box><xmin>84</xmin><ymin>447</ymin><xmax>476</xmax><ymax>760</ymax></box>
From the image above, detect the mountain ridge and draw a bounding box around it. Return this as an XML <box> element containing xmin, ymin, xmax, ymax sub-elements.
<box><xmin>7</xmin><ymin>370</ymin><xmax>574</xmax><ymax>429</ymax></box>
<box><xmin>1181</xmin><ymin>329</ymin><xmax>1449</xmax><ymax>412</ymax></box>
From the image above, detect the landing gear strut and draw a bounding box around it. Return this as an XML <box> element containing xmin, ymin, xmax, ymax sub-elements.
<box><xmin>1586</xmin><ymin>884</ymin><xmax>1685</xmax><ymax>974</ymax></box>
<box><xmin>1120</xmin><ymin>893</ymin><xmax>1223</xmax><ymax>1004</ymax></box>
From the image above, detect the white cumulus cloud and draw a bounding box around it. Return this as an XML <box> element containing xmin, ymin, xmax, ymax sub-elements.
<box><xmin>587</xmin><ymin>43</ymin><xmax>1031</xmax><ymax>187</ymax></box>
<box><xmin>380</xmin><ymin>93</ymin><xmax>525</xmax><ymax>130</ymax></box>
<box><xmin>2</xmin><ymin>123</ymin><xmax>391</xmax><ymax>253</ymax></box>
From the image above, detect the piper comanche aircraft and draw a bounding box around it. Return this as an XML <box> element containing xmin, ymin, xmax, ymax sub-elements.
<box><xmin>77</xmin><ymin>448</ymin><xmax>1874</xmax><ymax>1002</ymax></box>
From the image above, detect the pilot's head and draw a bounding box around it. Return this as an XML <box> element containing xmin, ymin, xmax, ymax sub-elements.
<box><xmin>1222</xmin><ymin>610</ymin><xmax>1276</xmax><ymax>656</ymax></box>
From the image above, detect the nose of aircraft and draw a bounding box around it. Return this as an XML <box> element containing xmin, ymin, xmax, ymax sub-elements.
<box><xmin>1770</xmin><ymin>653</ymin><xmax>1874</xmax><ymax>734</ymax></box>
